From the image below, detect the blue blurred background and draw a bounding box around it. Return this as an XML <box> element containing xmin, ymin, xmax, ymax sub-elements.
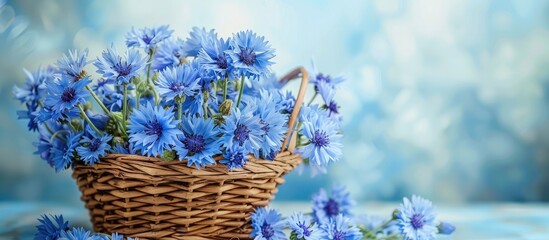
<box><xmin>1</xmin><ymin>0</ymin><xmax>549</xmax><ymax>206</ymax></box>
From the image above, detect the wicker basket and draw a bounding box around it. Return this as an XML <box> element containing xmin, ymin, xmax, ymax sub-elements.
<box><xmin>72</xmin><ymin>67</ymin><xmax>310</xmax><ymax>240</ymax></box>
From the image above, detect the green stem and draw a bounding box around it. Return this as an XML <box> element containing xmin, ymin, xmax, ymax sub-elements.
<box><xmin>177</xmin><ymin>98</ymin><xmax>183</xmax><ymax>122</ymax></box>
<box><xmin>151</xmin><ymin>84</ymin><xmax>160</xmax><ymax>105</ymax></box>
<box><xmin>78</xmin><ymin>104</ymin><xmax>102</xmax><ymax>136</ymax></box>
<box><xmin>370</xmin><ymin>219</ymin><xmax>394</xmax><ymax>236</ymax></box>
<box><xmin>136</xmin><ymin>93</ymin><xmax>140</xmax><ymax>110</ymax></box>
<box><xmin>68</xmin><ymin>121</ymin><xmax>77</xmax><ymax>132</ymax></box>
<box><xmin>308</xmin><ymin>92</ymin><xmax>318</xmax><ymax>106</ymax></box>
<box><xmin>122</xmin><ymin>84</ymin><xmax>128</xmax><ymax>130</ymax></box>
<box><xmin>146</xmin><ymin>49</ymin><xmax>153</xmax><ymax>84</ymax></box>
<box><xmin>44</xmin><ymin>123</ymin><xmax>55</xmax><ymax>135</ymax></box>
<box><xmin>223</xmin><ymin>75</ymin><xmax>228</xmax><ymax>101</ymax></box>
<box><xmin>236</xmin><ymin>75</ymin><xmax>245</xmax><ymax>108</ymax></box>
<box><xmin>49</xmin><ymin>130</ymin><xmax>68</xmax><ymax>142</ymax></box>
<box><xmin>86</xmin><ymin>85</ymin><xmax>111</xmax><ymax>115</ymax></box>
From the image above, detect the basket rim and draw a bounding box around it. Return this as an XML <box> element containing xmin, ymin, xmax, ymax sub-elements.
<box><xmin>73</xmin><ymin>150</ymin><xmax>302</xmax><ymax>178</ymax></box>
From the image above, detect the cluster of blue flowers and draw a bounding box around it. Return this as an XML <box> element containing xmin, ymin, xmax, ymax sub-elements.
<box><xmin>34</xmin><ymin>214</ymin><xmax>134</xmax><ymax>240</ymax></box>
<box><xmin>251</xmin><ymin>186</ymin><xmax>455</xmax><ymax>240</ymax></box>
<box><xmin>13</xmin><ymin>25</ymin><xmax>344</xmax><ymax>172</ymax></box>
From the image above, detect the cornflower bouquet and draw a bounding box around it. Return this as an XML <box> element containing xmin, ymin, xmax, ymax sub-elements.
<box><xmin>34</xmin><ymin>186</ymin><xmax>455</xmax><ymax>240</ymax></box>
<box><xmin>14</xmin><ymin>25</ymin><xmax>342</xmax><ymax>171</ymax></box>
<box><xmin>14</xmin><ymin>26</ymin><xmax>345</xmax><ymax>239</ymax></box>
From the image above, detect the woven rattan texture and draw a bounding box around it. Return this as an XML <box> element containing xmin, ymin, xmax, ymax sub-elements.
<box><xmin>72</xmin><ymin>151</ymin><xmax>301</xmax><ymax>240</ymax></box>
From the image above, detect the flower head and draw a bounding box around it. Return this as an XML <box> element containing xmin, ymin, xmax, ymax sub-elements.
<box><xmin>34</xmin><ymin>214</ymin><xmax>69</xmax><ymax>240</ymax></box>
<box><xmin>50</xmin><ymin>131</ymin><xmax>81</xmax><ymax>172</ymax></box>
<box><xmin>94</xmin><ymin>46</ymin><xmax>147</xmax><ymax>85</ymax></box>
<box><xmin>312</xmin><ymin>186</ymin><xmax>354</xmax><ymax>223</ymax></box>
<box><xmin>250</xmin><ymin>207</ymin><xmax>286</xmax><ymax>240</ymax></box>
<box><xmin>308</xmin><ymin>60</ymin><xmax>345</xmax><ymax>89</ymax></box>
<box><xmin>296</xmin><ymin>105</ymin><xmax>342</xmax><ymax>166</ymax></box>
<box><xmin>17</xmin><ymin>101</ymin><xmax>40</xmax><ymax>131</ymax></box>
<box><xmin>319</xmin><ymin>214</ymin><xmax>362</xmax><ymax>240</ymax></box>
<box><xmin>250</xmin><ymin>91</ymin><xmax>287</xmax><ymax>159</ymax></box>
<box><xmin>153</xmin><ymin>38</ymin><xmax>185</xmax><ymax>71</ymax></box>
<box><xmin>76</xmin><ymin>127</ymin><xmax>112</xmax><ymax>166</ymax></box>
<box><xmin>286</xmin><ymin>212</ymin><xmax>323</xmax><ymax>240</ymax></box>
<box><xmin>13</xmin><ymin>67</ymin><xmax>54</xmax><ymax>105</ymax></box>
<box><xmin>198</xmin><ymin>36</ymin><xmax>233</xmax><ymax>79</ymax></box>
<box><xmin>396</xmin><ymin>195</ymin><xmax>439</xmax><ymax>240</ymax></box>
<box><xmin>34</xmin><ymin>123</ymin><xmax>62</xmax><ymax>166</ymax></box>
<box><xmin>182</xmin><ymin>27</ymin><xmax>217</xmax><ymax>57</ymax></box>
<box><xmin>56</xmin><ymin>49</ymin><xmax>88</xmax><ymax>81</ymax></box>
<box><xmin>318</xmin><ymin>81</ymin><xmax>341</xmax><ymax>122</ymax></box>
<box><xmin>220</xmin><ymin>146</ymin><xmax>249</xmax><ymax>170</ymax></box>
<box><xmin>126</xmin><ymin>25</ymin><xmax>173</xmax><ymax>52</ymax></box>
<box><xmin>156</xmin><ymin>64</ymin><xmax>201</xmax><ymax>102</ymax></box>
<box><xmin>438</xmin><ymin>222</ymin><xmax>456</xmax><ymax>235</ymax></box>
<box><xmin>43</xmin><ymin>76</ymin><xmax>90</xmax><ymax>119</ymax></box>
<box><xmin>128</xmin><ymin>103</ymin><xmax>182</xmax><ymax>157</ymax></box>
<box><xmin>219</xmin><ymin>107</ymin><xmax>263</xmax><ymax>155</ymax></box>
<box><xmin>175</xmin><ymin>117</ymin><xmax>221</xmax><ymax>169</ymax></box>
<box><xmin>227</xmin><ymin>30</ymin><xmax>275</xmax><ymax>77</ymax></box>
<box><xmin>59</xmin><ymin>227</ymin><xmax>97</xmax><ymax>240</ymax></box>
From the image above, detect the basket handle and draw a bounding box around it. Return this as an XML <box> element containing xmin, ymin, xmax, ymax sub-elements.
<box><xmin>279</xmin><ymin>67</ymin><xmax>309</xmax><ymax>151</ymax></box>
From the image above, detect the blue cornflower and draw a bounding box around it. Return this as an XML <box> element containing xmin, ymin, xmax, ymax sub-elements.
<box><xmin>50</xmin><ymin>131</ymin><xmax>81</xmax><ymax>172</ymax></box>
<box><xmin>250</xmin><ymin>207</ymin><xmax>286</xmax><ymax>240</ymax></box>
<box><xmin>76</xmin><ymin>127</ymin><xmax>112</xmax><ymax>166</ymax></box>
<box><xmin>296</xmin><ymin>105</ymin><xmax>342</xmax><ymax>166</ymax></box>
<box><xmin>286</xmin><ymin>212</ymin><xmax>323</xmax><ymax>240</ymax></box>
<box><xmin>56</xmin><ymin>49</ymin><xmax>89</xmax><ymax>81</ymax></box>
<box><xmin>34</xmin><ymin>214</ymin><xmax>69</xmax><ymax>240</ymax></box>
<box><xmin>308</xmin><ymin>60</ymin><xmax>345</xmax><ymax>89</ymax></box>
<box><xmin>86</xmin><ymin>111</ymin><xmax>109</xmax><ymax>131</ymax></box>
<box><xmin>181</xmin><ymin>93</ymin><xmax>205</xmax><ymax>117</ymax></box>
<box><xmin>245</xmin><ymin>73</ymin><xmax>284</xmax><ymax>97</ymax></box>
<box><xmin>275</xmin><ymin>90</ymin><xmax>295</xmax><ymax>114</ymax></box>
<box><xmin>187</xmin><ymin>58</ymin><xmax>217</xmax><ymax>92</ymax></box>
<box><xmin>438</xmin><ymin>222</ymin><xmax>456</xmax><ymax>235</ymax></box>
<box><xmin>312</xmin><ymin>186</ymin><xmax>354</xmax><ymax>224</ymax></box>
<box><xmin>182</xmin><ymin>27</ymin><xmax>217</xmax><ymax>57</ymax></box>
<box><xmin>34</xmin><ymin>123</ymin><xmax>63</xmax><ymax>166</ymax></box>
<box><xmin>156</xmin><ymin>64</ymin><xmax>201</xmax><ymax>102</ymax></box>
<box><xmin>91</xmin><ymin>79</ymin><xmax>115</xmax><ymax>96</ymax></box>
<box><xmin>109</xmin><ymin>233</ymin><xmax>135</xmax><ymax>240</ymax></box>
<box><xmin>35</xmin><ymin>105</ymin><xmax>80</xmax><ymax>123</ymax></box>
<box><xmin>13</xmin><ymin>67</ymin><xmax>53</xmax><ymax>105</ymax></box>
<box><xmin>112</xmin><ymin>142</ymin><xmax>137</xmax><ymax>155</ymax></box>
<box><xmin>319</xmin><ymin>214</ymin><xmax>362</xmax><ymax>240</ymax></box>
<box><xmin>94</xmin><ymin>46</ymin><xmax>147</xmax><ymax>85</ymax></box>
<box><xmin>43</xmin><ymin>76</ymin><xmax>90</xmax><ymax>118</ymax></box>
<box><xmin>250</xmin><ymin>92</ymin><xmax>287</xmax><ymax>160</ymax></box>
<box><xmin>126</xmin><ymin>25</ymin><xmax>173</xmax><ymax>52</ymax></box>
<box><xmin>396</xmin><ymin>195</ymin><xmax>439</xmax><ymax>240</ymax></box>
<box><xmin>152</xmin><ymin>38</ymin><xmax>185</xmax><ymax>71</ymax></box>
<box><xmin>198</xmin><ymin>36</ymin><xmax>233</xmax><ymax>79</ymax></box>
<box><xmin>219</xmin><ymin>107</ymin><xmax>263</xmax><ymax>155</ymax></box>
<box><xmin>227</xmin><ymin>30</ymin><xmax>275</xmax><ymax>77</ymax></box>
<box><xmin>220</xmin><ymin>146</ymin><xmax>249</xmax><ymax>170</ymax></box>
<box><xmin>128</xmin><ymin>103</ymin><xmax>182</xmax><ymax>157</ymax></box>
<box><xmin>59</xmin><ymin>227</ymin><xmax>97</xmax><ymax>240</ymax></box>
<box><xmin>318</xmin><ymin>81</ymin><xmax>341</xmax><ymax>122</ymax></box>
<box><xmin>17</xmin><ymin>102</ymin><xmax>40</xmax><ymax>131</ymax></box>
<box><xmin>174</xmin><ymin>117</ymin><xmax>221</xmax><ymax>169</ymax></box>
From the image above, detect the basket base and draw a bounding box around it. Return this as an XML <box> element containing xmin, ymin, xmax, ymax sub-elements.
<box><xmin>72</xmin><ymin>152</ymin><xmax>301</xmax><ymax>239</ymax></box>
